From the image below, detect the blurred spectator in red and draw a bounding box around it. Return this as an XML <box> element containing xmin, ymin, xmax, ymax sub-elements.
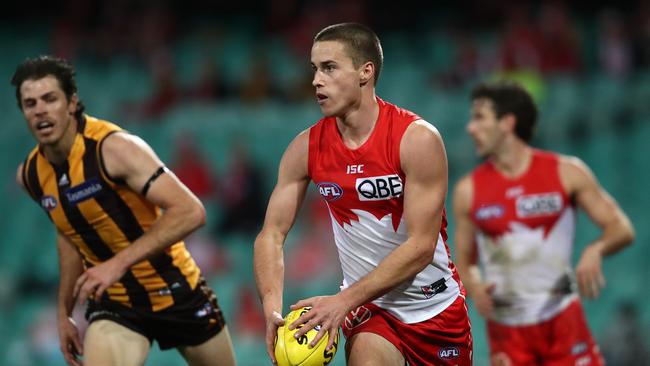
<box><xmin>234</xmin><ymin>285</ymin><xmax>266</xmax><ymax>338</ymax></box>
<box><xmin>598</xmin><ymin>9</ymin><xmax>633</xmax><ymax>79</ymax></box>
<box><xmin>632</xmin><ymin>0</ymin><xmax>650</xmax><ymax>69</ymax></box>
<box><xmin>186</xmin><ymin>55</ymin><xmax>232</xmax><ymax>102</ymax></box>
<box><xmin>438</xmin><ymin>29</ymin><xmax>483</xmax><ymax>88</ymax></box>
<box><xmin>50</xmin><ymin>0</ymin><xmax>91</xmax><ymax>60</ymax></box>
<box><xmin>124</xmin><ymin>50</ymin><xmax>182</xmax><ymax>119</ymax></box>
<box><xmin>499</xmin><ymin>3</ymin><xmax>543</xmax><ymax>72</ymax></box>
<box><xmin>285</xmin><ymin>195</ymin><xmax>339</xmax><ymax>284</ymax></box>
<box><xmin>170</xmin><ymin>132</ymin><xmax>217</xmax><ymax>200</ymax></box>
<box><xmin>216</xmin><ymin>141</ymin><xmax>266</xmax><ymax>235</ymax></box>
<box><xmin>537</xmin><ymin>1</ymin><xmax>581</xmax><ymax>74</ymax></box>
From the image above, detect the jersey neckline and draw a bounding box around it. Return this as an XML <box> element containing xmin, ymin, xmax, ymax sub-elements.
<box><xmin>329</xmin><ymin>97</ymin><xmax>386</xmax><ymax>158</ymax></box>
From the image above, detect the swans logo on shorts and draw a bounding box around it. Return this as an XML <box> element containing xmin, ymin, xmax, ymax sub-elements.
<box><xmin>344</xmin><ymin>306</ymin><xmax>372</xmax><ymax>330</ymax></box>
<box><xmin>41</xmin><ymin>195</ymin><xmax>57</xmax><ymax>211</ymax></box>
<box><xmin>318</xmin><ymin>182</ymin><xmax>343</xmax><ymax>202</ymax></box>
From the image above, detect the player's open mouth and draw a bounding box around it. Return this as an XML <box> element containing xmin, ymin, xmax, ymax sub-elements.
<box><xmin>36</xmin><ymin>120</ymin><xmax>54</xmax><ymax>132</ymax></box>
<box><xmin>316</xmin><ymin>93</ymin><xmax>328</xmax><ymax>104</ymax></box>
<box><xmin>36</xmin><ymin>121</ymin><xmax>54</xmax><ymax>131</ymax></box>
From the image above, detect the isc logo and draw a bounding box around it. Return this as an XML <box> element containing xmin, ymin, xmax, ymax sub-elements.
<box><xmin>318</xmin><ymin>182</ymin><xmax>343</xmax><ymax>202</ymax></box>
<box><xmin>355</xmin><ymin>174</ymin><xmax>402</xmax><ymax>201</ymax></box>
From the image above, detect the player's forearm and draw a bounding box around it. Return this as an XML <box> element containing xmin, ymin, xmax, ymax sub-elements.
<box><xmin>591</xmin><ymin>215</ymin><xmax>635</xmax><ymax>256</ymax></box>
<box><xmin>457</xmin><ymin>264</ymin><xmax>483</xmax><ymax>298</ymax></box>
<box><xmin>113</xmin><ymin>202</ymin><xmax>205</xmax><ymax>270</ymax></box>
<box><xmin>58</xmin><ymin>257</ymin><xmax>84</xmax><ymax>319</ymax></box>
<box><xmin>339</xmin><ymin>236</ymin><xmax>436</xmax><ymax>310</ymax></box>
<box><xmin>254</xmin><ymin>230</ymin><xmax>286</xmax><ymax>315</ymax></box>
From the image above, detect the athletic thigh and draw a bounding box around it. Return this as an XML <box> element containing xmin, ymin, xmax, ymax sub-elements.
<box><xmin>84</xmin><ymin>319</ymin><xmax>150</xmax><ymax>366</ymax></box>
<box><xmin>346</xmin><ymin>332</ymin><xmax>405</xmax><ymax>366</ymax></box>
<box><xmin>178</xmin><ymin>326</ymin><xmax>236</xmax><ymax>366</ymax></box>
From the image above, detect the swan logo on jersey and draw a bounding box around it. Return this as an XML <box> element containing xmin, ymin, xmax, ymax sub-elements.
<box><xmin>318</xmin><ymin>182</ymin><xmax>343</xmax><ymax>202</ymax></box>
<box><xmin>475</xmin><ymin>204</ymin><xmax>504</xmax><ymax>220</ymax></box>
<box><xmin>516</xmin><ymin>192</ymin><xmax>562</xmax><ymax>218</ymax></box>
<box><xmin>355</xmin><ymin>174</ymin><xmax>402</xmax><ymax>201</ymax></box>
<box><xmin>41</xmin><ymin>195</ymin><xmax>57</xmax><ymax>211</ymax></box>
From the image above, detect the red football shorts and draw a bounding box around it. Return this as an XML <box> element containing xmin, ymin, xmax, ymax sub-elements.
<box><xmin>487</xmin><ymin>298</ymin><xmax>604</xmax><ymax>366</ymax></box>
<box><xmin>342</xmin><ymin>295</ymin><xmax>472</xmax><ymax>365</ymax></box>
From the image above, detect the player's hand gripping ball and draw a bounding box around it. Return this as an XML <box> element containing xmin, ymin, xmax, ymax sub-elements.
<box><xmin>274</xmin><ymin>307</ymin><xmax>339</xmax><ymax>366</ymax></box>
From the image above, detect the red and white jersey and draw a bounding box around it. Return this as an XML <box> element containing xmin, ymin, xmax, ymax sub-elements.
<box><xmin>308</xmin><ymin>98</ymin><xmax>461</xmax><ymax>324</ymax></box>
<box><xmin>470</xmin><ymin>150</ymin><xmax>577</xmax><ymax>325</ymax></box>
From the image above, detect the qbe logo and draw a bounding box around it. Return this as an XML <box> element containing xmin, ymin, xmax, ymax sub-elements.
<box><xmin>355</xmin><ymin>174</ymin><xmax>402</xmax><ymax>201</ymax></box>
<box><xmin>516</xmin><ymin>192</ymin><xmax>562</xmax><ymax>218</ymax></box>
<box><xmin>317</xmin><ymin>182</ymin><xmax>343</xmax><ymax>202</ymax></box>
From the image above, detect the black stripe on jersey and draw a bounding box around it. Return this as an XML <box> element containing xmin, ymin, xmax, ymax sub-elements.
<box><xmin>77</xmin><ymin>115</ymin><xmax>86</xmax><ymax>133</ymax></box>
<box><xmin>25</xmin><ymin>155</ymin><xmax>53</xmax><ymax>222</ymax></box>
<box><xmin>85</xmin><ymin>137</ymin><xmax>192</xmax><ymax>305</ymax></box>
<box><xmin>98</xmin><ymin>130</ymin><xmax>126</xmax><ymax>185</ymax></box>
<box><xmin>54</xmin><ymin>159</ymin><xmax>152</xmax><ymax>309</ymax></box>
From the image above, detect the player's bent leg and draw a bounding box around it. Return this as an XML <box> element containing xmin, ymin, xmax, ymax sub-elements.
<box><xmin>346</xmin><ymin>332</ymin><xmax>405</xmax><ymax>366</ymax></box>
<box><xmin>178</xmin><ymin>325</ymin><xmax>236</xmax><ymax>366</ymax></box>
<box><xmin>84</xmin><ymin>319</ymin><xmax>150</xmax><ymax>366</ymax></box>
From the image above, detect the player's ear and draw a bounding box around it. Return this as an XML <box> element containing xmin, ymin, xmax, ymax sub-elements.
<box><xmin>68</xmin><ymin>94</ymin><xmax>78</xmax><ymax>116</ymax></box>
<box><xmin>500</xmin><ymin>113</ymin><xmax>516</xmax><ymax>134</ymax></box>
<box><xmin>359</xmin><ymin>61</ymin><xmax>374</xmax><ymax>86</ymax></box>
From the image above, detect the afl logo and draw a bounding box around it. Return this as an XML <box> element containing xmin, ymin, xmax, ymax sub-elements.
<box><xmin>318</xmin><ymin>182</ymin><xmax>343</xmax><ymax>202</ymax></box>
<box><xmin>41</xmin><ymin>195</ymin><xmax>58</xmax><ymax>211</ymax></box>
<box><xmin>438</xmin><ymin>347</ymin><xmax>460</xmax><ymax>359</ymax></box>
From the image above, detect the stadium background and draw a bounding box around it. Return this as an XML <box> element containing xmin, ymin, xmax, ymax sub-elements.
<box><xmin>1</xmin><ymin>0</ymin><xmax>649</xmax><ymax>365</ymax></box>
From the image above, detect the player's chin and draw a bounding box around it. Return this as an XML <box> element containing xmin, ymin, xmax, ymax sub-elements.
<box><xmin>319</xmin><ymin>106</ymin><xmax>335</xmax><ymax>117</ymax></box>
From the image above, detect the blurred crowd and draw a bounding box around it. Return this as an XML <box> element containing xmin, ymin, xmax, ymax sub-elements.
<box><xmin>24</xmin><ymin>0</ymin><xmax>648</xmax><ymax>118</ymax></box>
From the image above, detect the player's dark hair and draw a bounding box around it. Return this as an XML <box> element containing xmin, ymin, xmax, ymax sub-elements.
<box><xmin>315</xmin><ymin>23</ymin><xmax>384</xmax><ymax>84</ymax></box>
<box><xmin>11</xmin><ymin>55</ymin><xmax>85</xmax><ymax>121</ymax></box>
<box><xmin>471</xmin><ymin>81</ymin><xmax>538</xmax><ymax>142</ymax></box>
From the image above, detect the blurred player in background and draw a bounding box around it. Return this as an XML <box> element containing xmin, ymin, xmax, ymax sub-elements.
<box><xmin>254</xmin><ymin>23</ymin><xmax>472</xmax><ymax>365</ymax></box>
<box><xmin>12</xmin><ymin>55</ymin><xmax>236</xmax><ymax>366</ymax></box>
<box><xmin>453</xmin><ymin>81</ymin><xmax>635</xmax><ymax>365</ymax></box>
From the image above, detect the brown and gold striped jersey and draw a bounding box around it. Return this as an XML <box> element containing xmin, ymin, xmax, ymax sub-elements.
<box><xmin>22</xmin><ymin>115</ymin><xmax>200</xmax><ymax>312</ymax></box>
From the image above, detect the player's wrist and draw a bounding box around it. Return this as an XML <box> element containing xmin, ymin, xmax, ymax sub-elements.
<box><xmin>586</xmin><ymin>241</ymin><xmax>605</xmax><ymax>256</ymax></box>
<box><xmin>337</xmin><ymin>288</ymin><xmax>360</xmax><ymax>312</ymax></box>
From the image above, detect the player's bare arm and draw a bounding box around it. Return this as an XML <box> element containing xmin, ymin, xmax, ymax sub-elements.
<box><xmin>254</xmin><ymin>130</ymin><xmax>310</xmax><ymax>363</ymax></box>
<box><xmin>17</xmin><ymin>164</ymin><xmax>84</xmax><ymax>366</ymax></box>
<box><xmin>56</xmin><ymin>232</ymin><xmax>85</xmax><ymax>366</ymax></box>
<box><xmin>15</xmin><ymin>164</ymin><xmax>24</xmax><ymax>190</ymax></box>
<box><xmin>453</xmin><ymin>176</ymin><xmax>495</xmax><ymax>318</ymax></box>
<box><xmin>73</xmin><ymin>132</ymin><xmax>206</xmax><ymax>304</ymax></box>
<box><xmin>290</xmin><ymin>120</ymin><xmax>447</xmax><ymax>349</ymax></box>
<box><xmin>559</xmin><ymin>156</ymin><xmax>635</xmax><ymax>299</ymax></box>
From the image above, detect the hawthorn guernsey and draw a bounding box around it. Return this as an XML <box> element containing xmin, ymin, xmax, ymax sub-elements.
<box><xmin>308</xmin><ymin>98</ymin><xmax>462</xmax><ymax>323</ymax></box>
